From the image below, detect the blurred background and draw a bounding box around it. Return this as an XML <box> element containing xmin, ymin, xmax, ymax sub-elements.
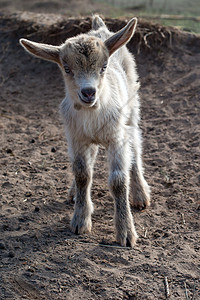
<box><xmin>0</xmin><ymin>0</ymin><xmax>199</xmax><ymax>32</ymax></box>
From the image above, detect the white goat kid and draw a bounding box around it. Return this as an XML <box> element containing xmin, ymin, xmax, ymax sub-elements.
<box><xmin>20</xmin><ymin>16</ymin><xmax>150</xmax><ymax>247</ymax></box>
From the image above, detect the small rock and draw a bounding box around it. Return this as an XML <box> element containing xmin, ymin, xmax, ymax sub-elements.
<box><xmin>2</xmin><ymin>182</ymin><xmax>13</xmax><ymax>189</ymax></box>
<box><xmin>18</xmin><ymin>216</ymin><xmax>28</xmax><ymax>222</ymax></box>
<box><xmin>8</xmin><ymin>251</ymin><xmax>15</xmax><ymax>258</ymax></box>
<box><xmin>25</xmin><ymin>191</ymin><xmax>32</xmax><ymax>197</ymax></box>
<box><xmin>144</xmin><ymin>253</ymin><xmax>151</xmax><ymax>258</ymax></box>
<box><xmin>27</xmin><ymin>266</ymin><xmax>35</xmax><ymax>273</ymax></box>
<box><xmin>163</xmin><ymin>232</ymin><xmax>170</xmax><ymax>238</ymax></box>
<box><xmin>6</xmin><ymin>149</ymin><xmax>13</xmax><ymax>154</ymax></box>
<box><xmin>51</xmin><ymin>147</ymin><xmax>56</xmax><ymax>153</ymax></box>
<box><xmin>2</xmin><ymin>224</ymin><xmax>9</xmax><ymax>231</ymax></box>
<box><xmin>0</xmin><ymin>241</ymin><xmax>6</xmax><ymax>250</ymax></box>
<box><xmin>34</xmin><ymin>206</ymin><xmax>40</xmax><ymax>212</ymax></box>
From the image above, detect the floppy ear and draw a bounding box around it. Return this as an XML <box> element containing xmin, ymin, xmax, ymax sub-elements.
<box><xmin>105</xmin><ymin>17</ymin><xmax>137</xmax><ymax>56</ymax></box>
<box><xmin>19</xmin><ymin>39</ymin><xmax>60</xmax><ymax>64</ymax></box>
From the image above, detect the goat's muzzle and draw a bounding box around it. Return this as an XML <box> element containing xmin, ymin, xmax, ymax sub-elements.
<box><xmin>79</xmin><ymin>87</ymin><xmax>96</xmax><ymax>105</ymax></box>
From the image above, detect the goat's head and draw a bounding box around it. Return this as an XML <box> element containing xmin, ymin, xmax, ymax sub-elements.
<box><xmin>59</xmin><ymin>35</ymin><xmax>109</xmax><ymax>108</ymax></box>
<box><xmin>20</xmin><ymin>17</ymin><xmax>137</xmax><ymax>109</ymax></box>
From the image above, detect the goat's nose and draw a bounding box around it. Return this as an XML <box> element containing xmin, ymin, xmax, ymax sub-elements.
<box><xmin>81</xmin><ymin>87</ymin><xmax>96</xmax><ymax>101</ymax></box>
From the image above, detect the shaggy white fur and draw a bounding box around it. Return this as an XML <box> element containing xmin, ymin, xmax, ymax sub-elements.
<box><xmin>20</xmin><ymin>15</ymin><xmax>150</xmax><ymax>247</ymax></box>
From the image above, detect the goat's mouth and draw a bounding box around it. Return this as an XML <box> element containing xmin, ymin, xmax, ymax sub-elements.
<box><xmin>78</xmin><ymin>94</ymin><xmax>96</xmax><ymax>107</ymax></box>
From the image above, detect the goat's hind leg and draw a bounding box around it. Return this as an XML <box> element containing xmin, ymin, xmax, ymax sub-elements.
<box><xmin>70</xmin><ymin>144</ymin><xmax>98</xmax><ymax>234</ymax></box>
<box><xmin>68</xmin><ymin>179</ymin><xmax>76</xmax><ymax>202</ymax></box>
<box><xmin>131</xmin><ymin>128</ymin><xmax>150</xmax><ymax>210</ymax></box>
<box><xmin>131</xmin><ymin>164</ymin><xmax>150</xmax><ymax>210</ymax></box>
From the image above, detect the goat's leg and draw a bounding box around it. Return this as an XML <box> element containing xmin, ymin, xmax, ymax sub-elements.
<box><xmin>108</xmin><ymin>142</ymin><xmax>138</xmax><ymax>247</ymax></box>
<box><xmin>68</xmin><ymin>145</ymin><xmax>98</xmax><ymax>202</ymax></box>
<box><xmin>70</xmin><ymin>144</ymin><xmax>98</xmax><ymax>234</ymax></box>
<box><xmin>131</xmin><ymin>127</ymin><xmax>150</xmax><ymax>210</ymax></box>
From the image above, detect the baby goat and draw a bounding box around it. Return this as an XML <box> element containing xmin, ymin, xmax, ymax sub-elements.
<box><xmin>20</xmin><ymin>16</ymin><xmax>150</xmax><ymax>247</ymax></box>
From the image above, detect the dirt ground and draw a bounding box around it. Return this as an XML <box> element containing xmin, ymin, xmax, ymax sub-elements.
<box><xmin>0</xmin><ymin>5</ymin><xmax>200</xmax><ymax>300</ymax></box>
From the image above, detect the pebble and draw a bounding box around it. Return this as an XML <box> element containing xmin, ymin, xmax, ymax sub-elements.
<box><xmin>8</xmin><ymin>251</ymin><xmax>15</xmax><ymax>258</ymax></box>
<box><xmin>25</xmin><ymin>191</ymin><xmax>32</xmax><ymax>197</ymax></box>
<box><xmin>6</xmin><ymin>149</ymin><xmax>13</xmax><ymax>154</ymax></box>
<box><xmin>0</xmin><ymin>241</ymin><xmax>6</xmax><ymax>250</ymax></box>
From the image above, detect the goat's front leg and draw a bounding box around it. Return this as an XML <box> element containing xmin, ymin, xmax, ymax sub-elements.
<box><xmin>70</xmin><ymin>145</ymin><xmax>97</xmax><ymax>235</ymax></box>
<box><xmin>68</xmin><ymin>144</ymin><xmax>98</xmax><ymax>202</ymax></box>
<box><xmin>108</xmin><ymin>142</ymin><xmax>138</xmax><ymax>247</ymax></box>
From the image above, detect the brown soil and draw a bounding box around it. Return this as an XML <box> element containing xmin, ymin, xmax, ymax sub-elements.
<box><xmin>0</xmin><ymin>9</ymin><xmax>200</xmax><ymax>300</ymax></box>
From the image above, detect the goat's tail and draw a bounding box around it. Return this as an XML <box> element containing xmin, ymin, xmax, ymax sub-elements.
<box><xmin>92</xmin><ymin>15</ymin><xmax>106</xmax><ymax>30</ymax></box>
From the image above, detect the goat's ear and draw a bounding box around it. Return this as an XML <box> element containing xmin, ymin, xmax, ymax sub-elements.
<box><xmin>19</xmin><ymin>39</ymin><xmax>60</xmax><ymax>64</ymax></box>
<box><xmin>105</xmin><ymin>18</ymin><xmax>137</xmax><ymax>56</ymax></box>
<box><xmin>92</xmin><ymin>15</ymin><xmax>106</xmax><ymax>30</ymax></box>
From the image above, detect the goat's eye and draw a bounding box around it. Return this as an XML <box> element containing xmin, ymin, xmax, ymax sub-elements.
<box><xmin>100</xmin><ymin>63</ymin><xmax>107</xmax><ymax>74</ymax></box>
<box><xmin>64</xmin><ymin>65</ymin><xmax>71</xmax><ymax>74</ymax></box>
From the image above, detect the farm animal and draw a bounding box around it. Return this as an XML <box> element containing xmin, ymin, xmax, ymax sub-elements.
<box><xmin>20</xmin><ymin>15</ymin><xmax>150</xmax><ymax>247</ymax></box>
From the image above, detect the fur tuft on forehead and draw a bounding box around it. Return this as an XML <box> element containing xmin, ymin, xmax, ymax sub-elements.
<box><xmin>74</xmin><ymin>36</ymin><xmax>101</xmax><ymax>58</ymax></box>
<box><xmin>60</xmin><ymin>35</ymin><xmax>109</xmax><ymax>71</ymax></box>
